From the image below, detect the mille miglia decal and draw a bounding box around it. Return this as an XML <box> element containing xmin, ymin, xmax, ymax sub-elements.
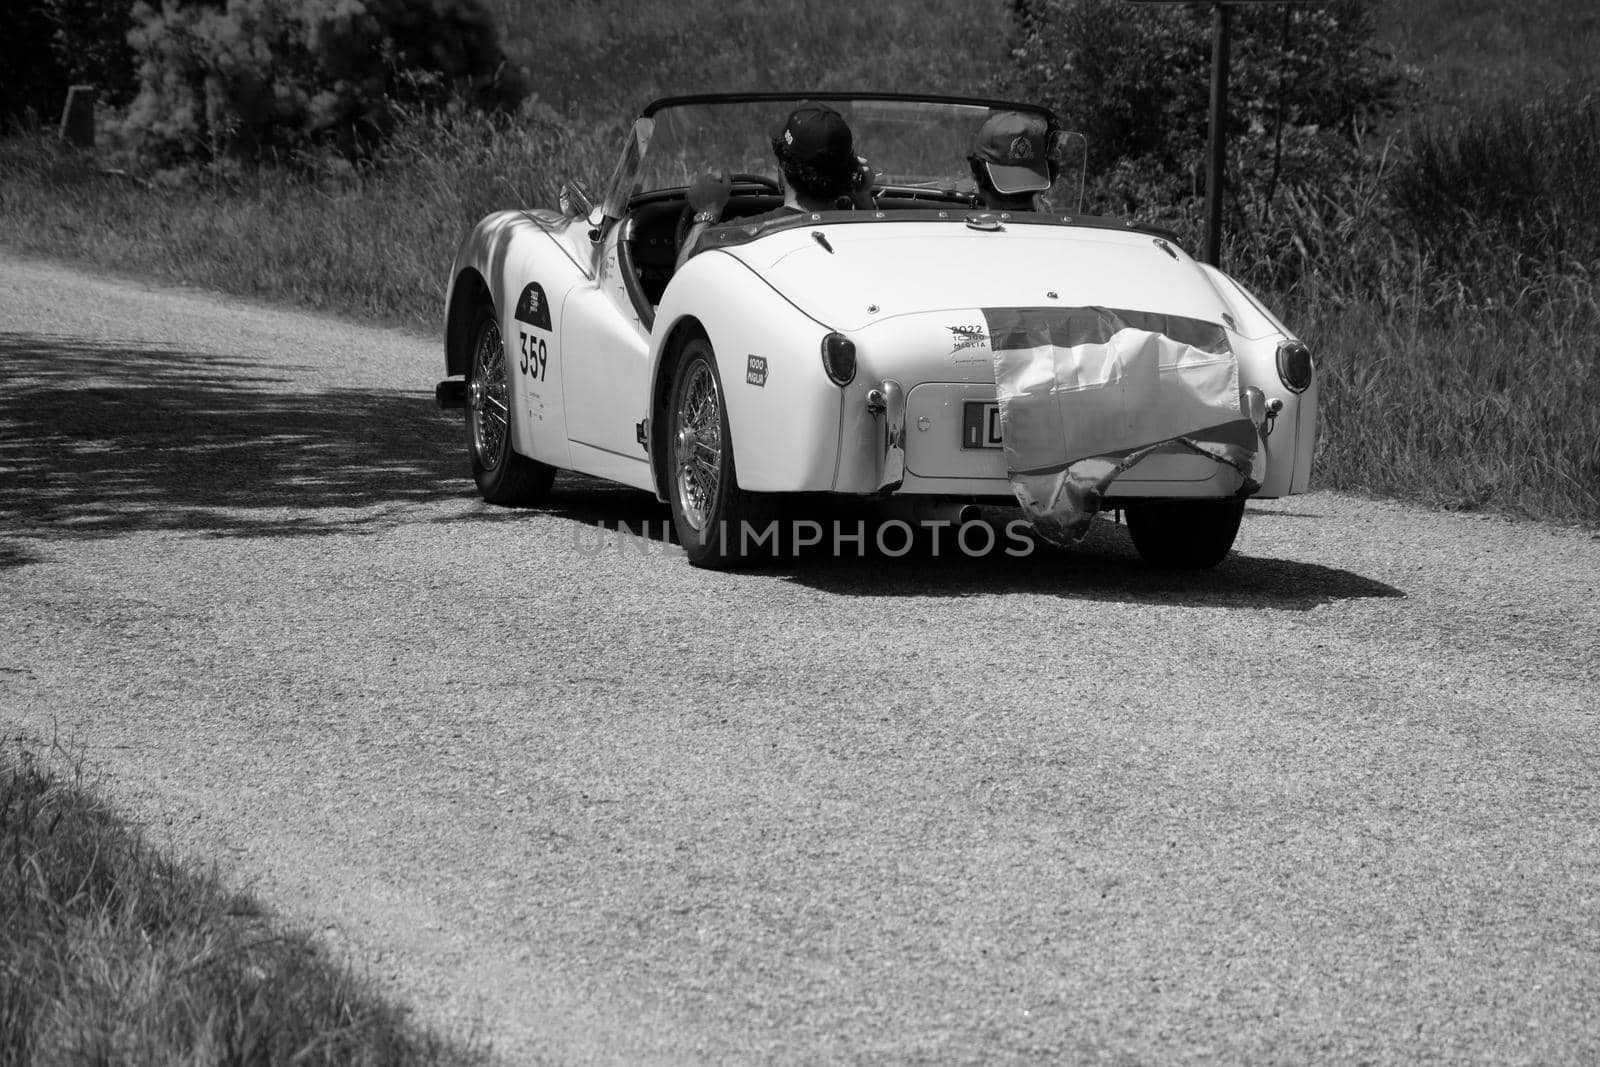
<box><xmin>948</xmin><ymin>324</ymin><xmax>989</xmax><ymax>352</ymax></box>
<box><xmin>948</xmin><ymin>323</ymin><xmax>990</xmax><ymax>363</ymax></box>
<box><xmin>746</xmin><ymin>354</ymin><xmax>768</xmax><ymax>387</ymax></box>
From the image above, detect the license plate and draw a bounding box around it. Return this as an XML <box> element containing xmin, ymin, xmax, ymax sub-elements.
<box><xmin>961</xmin><ymin>401</ymin><xmax>1003</xmax><ymax>450</ymax></box>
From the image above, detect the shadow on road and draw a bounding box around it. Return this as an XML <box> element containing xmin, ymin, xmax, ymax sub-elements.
<box><xmin>0</xmin><ymin>330</ymin><xmax>476</xmax><ymax>563</ymax></box>
<box><xmin>770</xmin><ymin>535</ymin><xmax>1403</xmax><ymax>610</ymax></box>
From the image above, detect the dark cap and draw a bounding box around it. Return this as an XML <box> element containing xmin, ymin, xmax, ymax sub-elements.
<box><xmin>772</xmin><ymin>104</ymin><xmax>855</xmax><ymax>166</ymax></box>
<box><xmin>970</xmin><ymin>111</ymin><xmax>1052</xmax><ymax>195</ymax></box>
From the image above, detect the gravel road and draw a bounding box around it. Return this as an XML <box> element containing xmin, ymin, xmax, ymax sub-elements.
<box><xmin>3</xmin><ymin>252</ymin><xmax>1598</xmax><ymax>1064</ymax></box>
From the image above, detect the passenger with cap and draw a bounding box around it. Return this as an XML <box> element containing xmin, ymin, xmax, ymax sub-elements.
<box><xmin>967</xmin><ymin>110</ymin><xmax>1055</xmax><ymax>212</ymax></box>
<box><xmin>676</xmin><ymin>104</ymin><xmax>875</xmax><ymax>269</ymax></box>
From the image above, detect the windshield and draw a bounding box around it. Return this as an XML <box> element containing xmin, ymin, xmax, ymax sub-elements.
<box><xmin>603</xmin><ymin>93</ymin><xmax>1086</xmax><ymax>213</ymax></box>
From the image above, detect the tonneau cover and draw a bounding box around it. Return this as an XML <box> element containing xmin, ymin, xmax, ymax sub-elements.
<box><xmin>987</xmin><ymin>306</ymin><xmax>1260</xmax><ymax>540</ymax></box>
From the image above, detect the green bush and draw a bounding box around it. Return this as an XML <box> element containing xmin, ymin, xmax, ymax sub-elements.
<box><xmin>121</xmin><ymin>0</ymin><xmax>526</xmax><ymax>163</ymax></box>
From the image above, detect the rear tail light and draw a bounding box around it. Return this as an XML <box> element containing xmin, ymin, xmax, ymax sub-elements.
<box><xmin>821</xmin><ymin>332</ymin><xmax>856</xmax><ymax>386</ymax></box>
<box><xmin>1276</xmin><ymin>340</ymin><xmax>1313</xmax><ymax>393</ymax></box>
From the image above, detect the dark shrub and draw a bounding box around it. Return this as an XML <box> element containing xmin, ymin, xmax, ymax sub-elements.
<box><xmin>1001</xmin><ymin>0</ymin><xmax>1413</xmax><ymax>297</ymax></box>
<box><xmin>0</xmin><ymin>0</ymin><xmax>138</xmax><ymax>130</ymax></box>
<box><xmin>1004</xmin><ymin>0</ymin><xmax>1408</xmax><ymax>188</ymax></box>
<box><xmin>121</xmin><ymin>0</ymin><xmax>526</xmax><ymax>163</ymax></box>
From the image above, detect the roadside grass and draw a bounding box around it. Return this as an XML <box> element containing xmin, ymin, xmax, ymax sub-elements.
<box><xmin>0</xmin><ymin>734</ymin><xmax>489</xmax><ymax>1067</ymax></box>
<box><xmin>0</xmin><ymin>112</ymin><xmax>613</xmax><ymax>330</ymax></box>
<box><xmin>1304</xmin><ymin>296</ymin><xmax>1600</xmax><ymax>523</ymax></box>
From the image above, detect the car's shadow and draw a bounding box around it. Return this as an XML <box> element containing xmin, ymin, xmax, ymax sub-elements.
<box><xmin>770</xmin><ymin>532</ymin><xmax>1402</xmax><ymax>610</ymax></box>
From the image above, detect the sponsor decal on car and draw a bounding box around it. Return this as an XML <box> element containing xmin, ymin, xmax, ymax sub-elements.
<box><xmin>514</xmin><ymin>282</ymin><xmax>552</xmax><ymax>330</ymax></box>
<box><xmin>948</xmin><ymin>323</ymin><xmax>990</xmax><ymax>362</ymax></box>
<box><xmin>746</xmin><ymin>355</ymin><xmax>768</xmax><ymax>387</ymax></box>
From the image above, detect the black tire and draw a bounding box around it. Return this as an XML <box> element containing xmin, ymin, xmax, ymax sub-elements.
<box><xmin>465</xmin><ymin>304</ymin><xmax>555</xmax><ymax>506</ymax></box>
<box><xmin>1124</xmin><ymin>499</ymin><xmax>1246</xmax><ymax>569</ymax></box>
<box><xmin>666</xmin><ymin>336</ymin><xmax>778</xmax><ymax>568</ymax></box>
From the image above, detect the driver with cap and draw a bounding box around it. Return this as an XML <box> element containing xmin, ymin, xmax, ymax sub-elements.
<box><xmin>676</xmin><ymin>103</ymin><xmax>876</xmax><ymax>268</ymax></box>
<box><xmin>968</xmin><ymin>110</ymin><xmax>1055</xmax><ymax>212</ymax></box>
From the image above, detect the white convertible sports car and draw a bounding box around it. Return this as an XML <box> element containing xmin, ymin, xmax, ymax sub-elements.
<box><xmin>437</xmin><ymin>92</ymin><xmax>1317</xmax><ymax>568</ymax></box>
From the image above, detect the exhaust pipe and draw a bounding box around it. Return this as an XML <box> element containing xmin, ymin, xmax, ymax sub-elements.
<box><xmin>877</xmin><ymin>499</ymin><xmax>983</xmax><ymax>526</ymax></box>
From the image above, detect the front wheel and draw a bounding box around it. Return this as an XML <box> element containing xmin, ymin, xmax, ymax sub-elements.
<box><xmin>466</xmin><ymin>305</ymin><xmax>555</xmax><ymax>506</ymax></box>
<box><xmin>667</xmin><ymin>337</ymin><xmax>777</xmax><ymax>568</ymax></box>
<box><xmin>1124</xmin><ymin>499</ymin><xmax>1245</xmax><ymax>569</ymax></box>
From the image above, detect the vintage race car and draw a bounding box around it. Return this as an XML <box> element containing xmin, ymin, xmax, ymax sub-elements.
<box><xmin>437</xmin><ymin>92</ymin><xmax>1316</xmax><ymax>568</ymax></box>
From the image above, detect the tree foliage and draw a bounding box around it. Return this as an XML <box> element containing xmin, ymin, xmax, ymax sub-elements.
<box><xmin>120</xmin><ymin>0</ymin><xmax>526</xmax><ymax>163</ymax></box>
<box><xmin>1003</xmin><ymin>0</ymin><xmax>1410</xmax><ymax>210</ymax></box>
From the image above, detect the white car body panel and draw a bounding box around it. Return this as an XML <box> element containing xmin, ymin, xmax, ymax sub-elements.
<box><xmin>651</xmin><ymin>249</ymin><xmax>847</xmax><ymax>492</ymax></box>
<box><xmin>723</xmin><ymin>222</ymin><xmax>1227</xmax><ymax>332</ymax></box>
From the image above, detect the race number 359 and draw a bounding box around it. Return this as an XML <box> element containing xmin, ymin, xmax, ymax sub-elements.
<box><xmin>519</xmin><ymin>330</ymin><xmax>548</xmax><ymax>380</ymax></box>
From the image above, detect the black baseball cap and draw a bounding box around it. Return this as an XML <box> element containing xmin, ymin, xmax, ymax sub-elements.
<box><xmin>772</xmin><ymin>105</ymin><xmax>855</xmax><ymax>166</ymax></box>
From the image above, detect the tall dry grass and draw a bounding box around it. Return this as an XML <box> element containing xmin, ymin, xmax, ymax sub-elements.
<box><xmin>0</xmin><ymin>104</ymin><xmax>611</xmax><ymax>327</ymax></box>
<box><xmin>1303</xmin><ymin>296</ymin><xmax>1599</xmax><ymax>522</ymax></box>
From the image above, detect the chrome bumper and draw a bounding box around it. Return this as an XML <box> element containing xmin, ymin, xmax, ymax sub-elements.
<box><xmin>865</xmin><ymin>379</ymin><xmax>906</xmax><ymax>493</ymax></box>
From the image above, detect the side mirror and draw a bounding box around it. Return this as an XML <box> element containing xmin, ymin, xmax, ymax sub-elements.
<box><xmin>559</xmin><ymin>180</ymin><xmax>595</xmax><ymax>220</ymax></box>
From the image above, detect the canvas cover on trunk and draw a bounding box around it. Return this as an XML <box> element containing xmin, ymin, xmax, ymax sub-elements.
<box><xmin>986</xmin><ymin>307</ymin><xmax>1260</xmax><ymax>543</ymax></box>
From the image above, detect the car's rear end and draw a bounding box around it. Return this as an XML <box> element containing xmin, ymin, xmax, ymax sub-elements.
<box><xmin>722</xmin><ymin>214</ymin><xmax>1316</xmax><ymax>524</ymax></box>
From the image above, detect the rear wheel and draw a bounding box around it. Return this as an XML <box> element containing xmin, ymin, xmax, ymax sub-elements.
<box><xmin>1124</xmin><ymin>499</ymin><xmax>1245</xmax><ymax>569</ymax></box>
<box><xmin>667</xmin><ymin>337</ymin><xmax>777</xmax><ymax>568</ymax></box>
<box><xmin>467</xmin><ymin>305</ymin><xmax>555</xmax><ymax>506</ymax></box>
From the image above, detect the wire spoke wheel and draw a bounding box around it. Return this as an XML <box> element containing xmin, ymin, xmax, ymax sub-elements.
<box><xmin>463</xmin><ymin>303</ymin><xmax>554</xmax><ymax>507</ymax></box>
<box><xmin>469</xmin><ymin>315</ymin><xmax>510</xmax><ymax>471</ymax></box>
<box><xmin>665</xmin><ymin>337</ymin><xmax>778</xmax><ymax>568</ymax></box>
<box><xmin>673</xmin><ymin>357</ymin><xmax>723</xmax><ymax>533</ymax></box>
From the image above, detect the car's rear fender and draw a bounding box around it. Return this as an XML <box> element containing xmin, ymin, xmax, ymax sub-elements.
<box><xmin>649</xmin><ymin>251</ymin><xmax>844</xmax><ymax>497</ymax></box>
<box><xmin>1203</xmin><ymin>266</ymin><xmax>1318</xmax><ymax>497</ymax></box>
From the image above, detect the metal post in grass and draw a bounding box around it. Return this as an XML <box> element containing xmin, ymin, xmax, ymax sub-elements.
<box><xmin>59</xmin><ymin>85</ymin><xmax>97</xmax><ymax>148</ymax></box>
<box><xmin>1123</xmin><ymin>0</ymin><xmax>1322</xmax><ymax>268</ymax></box>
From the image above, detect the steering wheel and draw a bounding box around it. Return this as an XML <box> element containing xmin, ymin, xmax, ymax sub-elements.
<box><xmin>674</xmin><ymin>172</ymin><xmax>783</xmax><ymax>256</ymax></box>
<box><xmin>722</xmin><ymin>172</ymin><xmax>781</xmax><ymax>195</ymax></box>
